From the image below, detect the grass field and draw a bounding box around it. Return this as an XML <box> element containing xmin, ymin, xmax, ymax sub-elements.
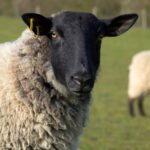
<box><xmin>0</xmin><ymin>16</ymin><xmax>150</xmax><ymax>150</ymax></box>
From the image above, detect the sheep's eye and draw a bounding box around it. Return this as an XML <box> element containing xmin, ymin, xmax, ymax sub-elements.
<box><xmin>51</xmin><ymin>31</ymin><xmax>60</xmax><ymax>40</ymax></box>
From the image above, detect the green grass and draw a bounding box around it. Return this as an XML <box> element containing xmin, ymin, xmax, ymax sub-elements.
<box><xmin>0</xmin><ymin>16</ymin><xmax>25</xmax><ymax>42</ymax></box>
<box><xmin>0</xmin><ymin>17</ymin><xmax>150</xmax><ymax>150</ymax></box>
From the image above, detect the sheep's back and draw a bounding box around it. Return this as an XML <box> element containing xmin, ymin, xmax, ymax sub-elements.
<box><xmin>128</xmin><ymin>50</ymin><xmax>150</xmax><ymax>98</ymax></box>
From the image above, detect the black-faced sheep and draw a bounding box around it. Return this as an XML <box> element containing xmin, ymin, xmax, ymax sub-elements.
<box><xmin>128</xmin><ymin>51</ymin><xmax>150</xmax><ymax>116</ymax></box>
<box><xmin>0</xmin><ymin>11</ymin><xmax>137</xmax><ymax>149</ymax></box>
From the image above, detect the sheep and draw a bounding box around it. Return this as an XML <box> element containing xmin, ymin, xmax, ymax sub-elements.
<box><xmin>0</xmin><ymin>11</ymin><xmax>137</xmax><ymax>149</ymax></box>
<box><xmin>128</xmin><ymin>50</ymin><xmax>150</xmax><ymax>116</ymax></box>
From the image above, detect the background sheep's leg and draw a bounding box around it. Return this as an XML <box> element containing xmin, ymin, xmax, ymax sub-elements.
<box><xmin>138</xmin><ymin>96</ymin><xmax>146</xmax><ymax>116</ymax></box>
<box><xmin>128</xmin><ymin>98</ymin><xmax>135</xmax><ymax>116</ymax></box>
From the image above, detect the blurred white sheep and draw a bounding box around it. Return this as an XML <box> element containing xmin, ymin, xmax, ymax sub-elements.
<box><xmin>128</xmin><ymin>50</ymin><xmax>150</xmax><ymax>116</ymax></box>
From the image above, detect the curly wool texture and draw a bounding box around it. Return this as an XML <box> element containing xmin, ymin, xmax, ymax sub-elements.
<box><xmin>0</xmin><ymin>29</ymin><xmax>90</xmax><ymax>150</ymax></box>
<box><xmin>128</xmin><ymin>51</ymin><xmax>150</xmax><ymax>99</ymax></box>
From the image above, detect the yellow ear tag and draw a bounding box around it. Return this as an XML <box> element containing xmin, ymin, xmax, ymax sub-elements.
<box><xmin>29</xmin><ymin>18</ymin><xmax>34</xmax><ymax>31</ymax></box>
<box><xmin>36</xmin><ymin>26</ymin><xmax>40</xmax><ymax>36</ymax></box>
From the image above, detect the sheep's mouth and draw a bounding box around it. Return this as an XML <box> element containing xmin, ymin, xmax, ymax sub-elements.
<box><xmin>70</xmin><ymin>89</ymin><xmax>91</xmax><ymax>98</ymax></box>
<box><xmin>68</xmin><ymin>83</ymin><xmax>93</xmax><ymax>98</ymax></box>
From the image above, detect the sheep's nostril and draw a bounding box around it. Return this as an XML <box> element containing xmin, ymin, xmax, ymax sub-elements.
<box><xmin>72</xmin><ymin>76</ymin><xmax>82</xmax><ymax>86</ymax></box>
<box><xmin>69</xmin><ymin>75</ymin><xmax>93</xmax><ymax>95</ymax></box>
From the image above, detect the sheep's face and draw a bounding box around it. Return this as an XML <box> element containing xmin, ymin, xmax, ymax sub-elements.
<box><xmin>22</xmin><ymin>11</ymin><xmax>138</xmax><ymax>97</ymax></box>
<box><xmin>48</xmin><ymin>12</ymin><xmax>101</xmax><ymax>97</ymax></box>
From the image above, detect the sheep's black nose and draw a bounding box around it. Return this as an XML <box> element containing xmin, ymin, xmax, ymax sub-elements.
<box><xmin>72</xmin><ymin>76</ymin><xmax>91</xmax><ymax>87</ymax></box>
<box><xmin>68</xmin><ymin>75</ymin><xmax>93</xmax><ymax>96</ymax></box>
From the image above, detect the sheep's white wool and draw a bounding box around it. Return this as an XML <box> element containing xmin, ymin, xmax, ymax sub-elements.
<box><xmin>0</xmin><ymin>29</ymin><xmax>90</xmax><ymax>150</ymax></box>
<box><xmin>46</xmin><ymin>68</ymin><xmax>70</xmax><ymax>97</ymax></box>
<box><xmin>128</xmin><ymin>51</ymin><xmax>150</xmax><ymax>99</ymax></box>
<box><xmin>28</xmin><ymin>30</ymin><xmax>69</xmax><ymax>96</ymax></box>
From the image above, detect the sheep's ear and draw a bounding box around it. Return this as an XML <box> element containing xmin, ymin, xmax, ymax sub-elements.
<box><xmin>22</xmin><ymin>13</ymin><xmax>52</xmax><ymax>35</ymax></box>
<box><xmin>101</xmin><ymin>14</ymin><xmax>138</xmax><ymax>37</ymax></box>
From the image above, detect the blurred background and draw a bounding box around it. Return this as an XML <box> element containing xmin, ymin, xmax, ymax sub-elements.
<box><xmin>0</xmin><ymin>0</ymin><xmax>150</xmax><ymax>28</ymax></box>
<box><xmin>0</xmin><ymin>0</ymin><xmax>150</xmax><ymax>150</ymax></box>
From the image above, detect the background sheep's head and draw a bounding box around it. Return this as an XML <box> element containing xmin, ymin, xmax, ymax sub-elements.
<box><xmin>22</xmin><ymin>11</ymin><xmax>138</xmax><ymax>98</ymax></box>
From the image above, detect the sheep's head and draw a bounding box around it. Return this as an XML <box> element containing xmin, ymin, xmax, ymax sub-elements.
<box><xmin>22</xmin><ymin>11</ymin><xmax>138</xmax><ymax>98</ymax></box>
